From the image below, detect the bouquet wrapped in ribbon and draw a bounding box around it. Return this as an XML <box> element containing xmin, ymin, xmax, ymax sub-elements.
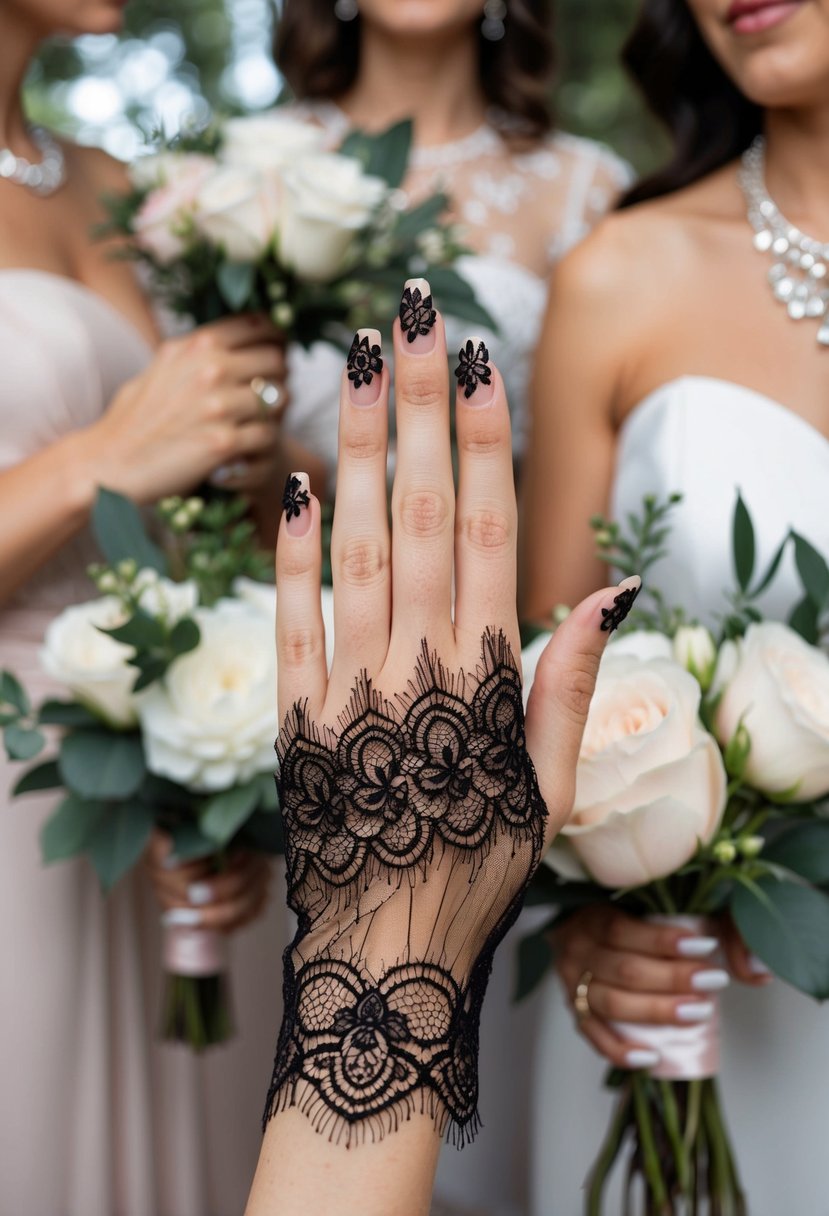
<box><xmin>103</xmin><ymin>110</ymin><xmax>493</xmax><ymax>344</ymax></box>
<box><xmin>518</xmin><ymin>493</ymin><xmax>829</xmax><ymax>1214</ymax></box>
<box><xmin>0</xmin><ymin>490</ymin><xmax>298</xmax><ymax>1050</ymax></box>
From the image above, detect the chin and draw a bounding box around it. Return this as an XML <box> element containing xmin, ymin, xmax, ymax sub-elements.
<box><xmin>702</xmin><ymin>0</ymin><xmax>829</xmax><ymax>107</ymax></box>
<box><xmin>731</xmin><ymin>44</ymin><xmax>829</xmax><ymax>108</ymax></box>
<box><xmin>358</xmin><ymin>0</ymin><xmax>479</xmax><ymax>37</ymax></box>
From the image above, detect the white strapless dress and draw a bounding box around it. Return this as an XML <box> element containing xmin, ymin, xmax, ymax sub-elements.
<box><xmin>530</xmin><ymin>377</ymin><xmax>829</xmax><ymax>1216</ymax></box>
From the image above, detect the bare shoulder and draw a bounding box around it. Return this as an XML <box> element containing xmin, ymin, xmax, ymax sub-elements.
<box><xmin>63</xmin><ymin>141</ymin><xmax>130</xmax><ymax>195</ymax></box>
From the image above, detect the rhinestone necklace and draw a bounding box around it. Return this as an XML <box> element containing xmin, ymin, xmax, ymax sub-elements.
<box><xmin>0</xmin><ymin>126</ymin><xmax>66</xmax><ymax>197</ymax></box>
<box><xmin>739</xmin><ymin>135</ymin><xmax>829</xmax><ymax>346</ymax></box>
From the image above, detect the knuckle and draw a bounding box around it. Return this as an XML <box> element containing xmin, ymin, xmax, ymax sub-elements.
<box><xmin>342</xmin><ymin>429</ymin><xmax>385</xmax><ymax>463</ymax></box>
<box><xmin>279</xmin><ymin>626</ymin><xmax>324</xmax><ymax>669</ymax></box>
<box><xmin>398</xmin><ymin>489</ymin><xmax>451</xmax><ymax>539</ymax></box>
<box><xmin>191</xmin><ymin>329</ymin><xmax>222</xmax><ymax>356</ymax></box>
<box><xmin>401</xmin><ymin>373</ymin><xmax>443</xmax><ymax>412</ymax></box>
<box><xmin>459</xmin><ymin>507</ymin><xmax>513</xmax><ymax>554</ymax></box>
<box><xmin>617</xmin><ymin>956</ymin><xmax>645</xmax><ymax>989</ymax></box>
<box><xmin>208</xmin><ymin>427</ymin><xmax>236</xmax><ymax>462</ymax></box>
<box><xmin>336</xmin><ymin>537</ymin><xmax>388</xmax><ymax>587</ymax></box>
<box><xmin>542</xmin><ymin>652</ymin><xmax>599</xmax><ymax>726</ymax></box>
<box><xmin>197</xmin><ymin>357</ymin><xmax>226</xmax><ymax>391</ymax></box>
<box><xmin>458</xmin><ymin>426</ymin><xmax>504</xmax><ymax>457</ymax></box>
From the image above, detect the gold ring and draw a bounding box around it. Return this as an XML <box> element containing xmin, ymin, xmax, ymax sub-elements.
<box><xmin>574</xmin><ymin>969</ymin><xmax>593</xmax><ymax>1023</ymax></box>
<box><xmin>251</xmin><ymin>376</ymin><xmax>284</xmax><ymax>416</ymax></box>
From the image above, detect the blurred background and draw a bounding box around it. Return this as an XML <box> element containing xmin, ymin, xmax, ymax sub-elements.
<box><xmin>23</xmin><ymin>0</ymin><xmax>667</xmax><ymax>174</ymax></box>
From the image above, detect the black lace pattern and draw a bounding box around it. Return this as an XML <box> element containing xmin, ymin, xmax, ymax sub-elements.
<box><xmin>347</xmin><ymin>333</ymin><xmax>383</xmax><ymax>388</ymax></box>
<box><xmin>265</xmin><ymin>630</ymin><xmax>546</xmax><ymax>1146</ymax></box>
<box><xmin>600</xmin><ymin>582</ymin><xmax>641</xmax><ymax>632</ymax></box>
<box><xmin>399</xmin><ymin>285</ymin><xmax>436</xmax><ymax>343</ymax></box>
<box><xmin>454</xmin><ymin>339</ymin><xmax>491</xmax><ymax>399</ymax></box>
<box><xmin>282</xmin><ymin>474</ymin><xmax>310</xmax><ymax>521</ymax></box>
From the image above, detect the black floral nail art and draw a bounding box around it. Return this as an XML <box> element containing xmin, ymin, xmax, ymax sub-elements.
<box><xmin>347</xmin><ymin>333</ymin><xmax>383</xmax><ymax>388</ymax></box>
<box><xmin>399</xmin><ymin>285</ymin><xmax>436</xmax><ymax>343</ymax></box>
<box><xmin>282</xmin><ymin>474</ymin><xmax>310</xmax><ymax>521</ymax></box>
<box><xmin>600</xmin><ymin>582</ymin><xmax>641</xmax><ymax>632</ymax></box>
<box><xmin>454</xmin><ymin>340</ymin><xmax>492</xmax><ymax>399</ymax></box>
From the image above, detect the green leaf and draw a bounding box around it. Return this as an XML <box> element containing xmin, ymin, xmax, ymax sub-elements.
<box><xmin>131</xmin><ymin>657</ymin><xmax>170</xmax><ymax>692</ymax></box>
<box><xmin>59</xmin><ymin>730</ymin><xmax>146</xmax><ymax>800</ymax></box>
<box><xmin>216</xmin><ymin>261</ymin><xmax>256</xmax><ymax>311</ymax></box>
<box><xmin>341</xmin><ymin>119</ymin><xmax>412</xmax><ymax>188</ymax></box>
<box><xmin>38</xmin><ymin>699</ymin><xmax>100</xmax><ymax>728</ymax></box>
<box><xmin>168</xmin><ymin>819</ymin><xmax>217</xmax><ymax>863</ymax></box>
<box><xmin>86</xmin><ymin>800</ymin><xmax>155</xmax><ymax>892</ymax></box>
<box><xmin>170</xmin><ymin>617</ymin><xmax>200</xmax><ymax>657</ymax></box>
<box><xmin>13</xmin><ymin>759</ymin><xmax>62</xmax><ymax>796</ymax></box>
<box><xmin>92</xmin><ymin>488</ymin><xmax>167</xmax><ymax>573</ymax></box>
<box><xmin>240</xmin><ymin>808</ymin><xmax>284</xmax><ymax>855</ymax></box>
<box><xmin>0</xmin><ymin>670</ymin><xmax>29</xmax><ymax>716</ymax></box>
<box><xmin>103</xmin><ymin>609</ymin><xmax>165</xmax><ymax>649</ymax></box>
<box><xmin>41</xmin><ymin>794</ymin><xmax>107</xmax><ymax>863</ymax></box>
<box><xmin>731</xmin><ymin>877</ymin><xmax>829</xmax><ymax>999</ymax></box>
<box><xmin>789</xmin><ymin>595</ymin><xmax>820</xmax><ymax>644</ymax></box>
<box><xmin>732</xmin><ymin>492</ymin><xmax>755</xmax><ymax>593</ymax></box>
<box><xmin>764</xmin><ymin>823</ymin><xmax>829</xmax><ymax>886</ymax></box>
<box><xmin>750</xmin><ymin>535</ymin><xmax>788</xmax><ymax>598</ymax></box>
<box><xmin>422</xmin><ymin>266</ymin><xmax>499</xmax><ymax>332</ymax></box>
<box><xmin>792</xmin><ymin>532</ymin><xmax>829</xmax><ymax>608</ymax></box>
<box><xmin>514</xmin><ymin>927</ymin><xmax>555</xmax><ymax>1002</ymax></box>
<box><xmin>4</xmin><ymin>723</ymin><xmax>46</xmax><ymax>761</ymax></box>
<box><xmin>200</xmin><ymin>781</ymin><xmax>261</xmax><ymax>845</ymax></box>
<box><xmin>392</xmin><ymin>192</ymin><xmax>449</xmax><ymax>241</ymax></box>
<box><xmin>256</xmin><ymin>770</ymin><xmax>279</xmax><ymax>812</ymax></box>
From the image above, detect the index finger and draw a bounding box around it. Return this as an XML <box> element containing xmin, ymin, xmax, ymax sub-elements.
<box><xmin>198</xmin><ymin>313</ymin><xmax>279</xmax><ymax>349</ymax></box>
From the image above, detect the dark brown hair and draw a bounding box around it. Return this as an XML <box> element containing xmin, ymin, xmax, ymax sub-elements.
<box><xmin>619</xmin><ymin>0</ymin><xmax>762</xmax><ymax>207</ymax></box>
<box><xmin>274</xmin><ymin>0</ymin><xmax>556</xmax><ymax>140</ymax></box>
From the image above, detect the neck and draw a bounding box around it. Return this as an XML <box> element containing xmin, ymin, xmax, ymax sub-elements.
<box><xmin>763</xmin><ymin>105</ymin><xmax>829</xmax><ymax>235</ymax></box>
<box><xmin>0</xmin><ymin>5</ymin><xmax>41</xmax><ymax>152</ymax></box>
<box><xmin>337</xmin><ymin>23</ymin><xmax>486</xmax><ymax>146</ymax></box>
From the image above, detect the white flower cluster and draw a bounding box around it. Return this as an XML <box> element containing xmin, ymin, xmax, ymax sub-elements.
<box><xmin>130</xmin><ymin>112</ymin><xmax>387</xmax><ymax>283</ymax></box>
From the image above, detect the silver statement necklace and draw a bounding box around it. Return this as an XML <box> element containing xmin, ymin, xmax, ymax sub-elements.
<box><xmin>0</xmin><ymin>126</ymin><xmax>66</xmax><ymax>197</ymax></box>
<box><xmin>739</xmin><ymin>135</ymin><xmax>829</xmax><ymax>346</ymax></box>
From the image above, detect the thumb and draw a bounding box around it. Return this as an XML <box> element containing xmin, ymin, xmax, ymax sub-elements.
<box><xmin>524</xmin><ymin>575</ymin><xmax>641</xmax><ymax>849</ymax></box>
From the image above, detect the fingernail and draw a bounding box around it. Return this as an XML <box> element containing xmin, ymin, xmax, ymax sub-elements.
<box><xmin>282</xmin><ymin>472</ymin><xmax>311</xmax><ymax>537</ymax></box>
<box><xmin>399</xmin><ymin>278</ymin><xmax>436</xmax><ymax>352</ymax></box>
<box><xmin>210</xmin><ymin>461</ymin><xmax>247</xmax><ymax>487</ymax></box>
<box><xmin>677</xmin><ymin>936</ymin><xmax>719</xmax><ymax>958</ymax></box>
<box><xmin>691</xmin><ymin>969</ymin><xmax>730</xmax><ymax>992</ymax></box>
<box><xmin>347</xmin><ymin>328</ymin><xmax>383</xmax><ymax>405</ymax></box>
<box><xmin>677</xmin><ymin>1000</ymin><xmax>715</xmax><ymax>1022</ymax></box>
<box><xmin>625</xmin><ymin>1049</ymin><xmax>661</xmax><ymax>1070</ymax></box>
<box><xmin>187</xmin><ymin>882</ymin><xmax>213</xmax><ymax>906</ymax></box>
<box><xmin>749</xmin><ymin>954</ymin><xmax>772</xmax><ymax>977</ymax></box>
<box><xmin>599</xmin><ymin>574</ymin><xmax>642</xmax><ymax>633</ymax></box>
<box><xmin>454</xmin><ymin>336</ymin><xmax>494</xmax><ymax>405</ymax></box>
<box><xmin>161</xmin><ymin>908</ymin><xmax>202</xmax><ymax>927</ymax></box>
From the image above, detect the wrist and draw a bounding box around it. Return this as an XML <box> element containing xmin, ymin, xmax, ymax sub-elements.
<box><xmin>54</xmin><ymin>428</ymin><xmax>104</xmax><ymax>525</ymax></box>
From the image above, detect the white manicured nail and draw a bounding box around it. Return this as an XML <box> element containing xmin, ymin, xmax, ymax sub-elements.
<box><xmin>162</xmin><ymin>908</ymin><xmax>202</xmax><ymax>927</ymax></box>
<box><xmin>691</xmin><ymin>969</ymin><xmax>730</xmax><ymax>992</ymax></box>
<box><xmin>625</xmin><ymin>1049</ymin><xmax>661</xmax><ymax>1069</ymax></box>
<box><xmin>187</xmin><ymin>883</ymin><xmax>213</xmax><ymax>906</ymax></box>
<box><xmin>677</xmin><ymin>936</ymin><xmax>719</xmax><ymax>958</ymax></box>
<box><xmin>677</xmin><ymin>1001</ymin><xmax>715</xmax><ymax>1022</ymax></box>
<box><xmin>161</xmin><ymin>854</ymin><xmax>180</xmax><ymax>871</ymax></box>
<box><xmin>749</xmin><ymin>954</ymin><xmax>772</xmax><ymax>977</ymax></box>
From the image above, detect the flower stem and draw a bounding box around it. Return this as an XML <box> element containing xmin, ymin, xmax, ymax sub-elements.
<box><xmin>585</xmin><ymin>1082</ymin><xmax>634</xmax><ymax>1216</ymax></box>
<box><xmin>632</xmin><ymin>1073</ymin><xmax>670</xmax><ymax>1213</ymax></box>
<box><xmin>658</xmin><ymin>1079</ymin><xmax>691</xmax><ymax>1194</ymax></box>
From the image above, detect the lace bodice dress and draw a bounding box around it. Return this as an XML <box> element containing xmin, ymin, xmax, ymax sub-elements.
<box><xmin>283</xmin><ymin>102</ymin><xmax>632</xmax><ymax>487</ymax></box>
<box><xmin>530</xmin><ymin>377</ymin><xmax>829</xmax><ymax>1216</ymax></box>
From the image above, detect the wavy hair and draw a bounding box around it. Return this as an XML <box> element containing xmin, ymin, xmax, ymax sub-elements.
<box><xmin>619</xmin><ymin>0</ymin><xmax>762</xmax><ymax>207</ymax></box>
<box><xmin>274</xmin><ymin>0</ymin><xmax>556</xmax><ymax>141</ymax></box>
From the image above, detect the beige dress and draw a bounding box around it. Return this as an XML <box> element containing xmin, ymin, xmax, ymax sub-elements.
<box><xmin>0</xmin><ymin>269</ymin><xmax>287</xmax><ymax>1216</ymax></box>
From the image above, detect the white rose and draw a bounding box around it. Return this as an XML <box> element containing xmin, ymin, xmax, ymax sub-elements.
<box><xmin>194</xmin><ymin>166</ymin><xmax>277</xmax><ymax>261</ymax></box>
<box><xmin>40</xmin><ymin>597</ymin><xmax>138</xmax><ymax>728</ymax></box>
<box><xmin>133</xmin><ymin>570</ymin><xmax>198</xmax><ymax>624</ymax></box>
<box><xmin>234</xmin><ymin>578</ymin><xmax>336</xmax><ymax>671</ymax></box>
<box><xmin>674</xmin><ymin>625</ymin><xmax>717</xmax><ymax>690</ymax></box>
<box><xmin>280</xmin><ymin>153</ymin><xmax>387</xmax><ymax>282</ymax></box>
<box><xmin>714</xmin><ymin>621</ymin><xmax>829</xmax><ymax>801</ymax></box>
<box><xmin>562</xmin><ymin>655</ymin><xmax>727</xmax><ymax>888</ymax></box>
<box><xmin>608</xmin><ymin>629</ymin><xmax>673</xmax><ymax>662</ymax></box>
<box><xmin>220</xmin><ymin>112</ymin><xmax>325</xmax><ymax>171</ymax></box>
<box><xmin>138</xmin><ymin>598</ymin><xmax>278</xmax><ymax>791</ymax></box>
<box><xmin>130</xmin><ymin>151</ymin><xmax>215</xmax><ymax>192</ymax></box>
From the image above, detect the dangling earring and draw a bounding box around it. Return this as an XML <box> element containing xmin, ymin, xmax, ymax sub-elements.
<box><xmin>481</xmin><ymin>0</ymin><xmax>506</xmax><ymax>41</ymax></box>
<box><xmin>335</xmin><ymin>0</ymin><xmax>359</xmax><ymax>20</ymax></box>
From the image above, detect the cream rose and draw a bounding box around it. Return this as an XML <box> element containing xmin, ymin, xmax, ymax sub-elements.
<box><xmin>40</xmin><ymin>597</ymin><xmax>138</xmax><ymax>729</ymax></box>
<box><xmin>234</xmin><ymin>578</ymin><xmax>336</xmax><ymax>670</ymax></box>
<box><xmin>280</xmin><ymin>152</ymin><xmax>387</xmax><ymax>282</ymax></box>
<box><xmin>714</xmin><ymin>621</ymin><xmax>829</xmax><ymax>801</ymax></box>
<box><xmin>131</xmin><ymin>157</ymin><xmax>215</xmax><ymax>265</ymax></box>
<box><xmin>220</xmin><ymin>112</ymin><xmax>325</xmax><ymax>171</ymax></box>
<box><xmin>560</xmin><ymin>655</ymin><xmax>727</xmax><ymax>887</ymax></box>
<box><xmin>133</xmin><ymin>570</ymin><xmax>198</xmax><ymax>624</ymax></box>
<box><xmin>194</xmin><ymin>166</ymin><xmax>277</xmax><ymax>261</ymax></box>
<box><xmin>137</xmin><ymin>598</ymin><xmax>277</xmax><ymax>791</ymax></box>
<box><xmin>130</xmin><ymin>151</ymin><xmax>215</xmax><ymax>192</ymax></box>
<box><xmin>608</xmin><ymin>630</ymin><xmax>673</xmax><ymax>663</ymax></box>
<box><xmin>674</xmin><ymin>625</ymin><xmax>717</xmax><ymax>690</ymax></box>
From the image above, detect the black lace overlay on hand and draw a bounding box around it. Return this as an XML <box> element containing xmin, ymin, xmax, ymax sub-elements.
<box><xmin>265</xmin><ymin>630</ymin><xmax>546</xmax><ymax>1147</ymax></box>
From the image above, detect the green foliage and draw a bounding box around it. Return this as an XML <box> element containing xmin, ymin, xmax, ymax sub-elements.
<box><xmin>764</xmin><ymin>823</ymin><xmax>829</xmax><ymax>887</ymax></box>
<box><xmin>340</xmin><ymin>119</ymin><xmax>413</xmax><ymax>188</ymax></box>
<box><xmin>514</xmin><ymin>925</ymin><xmax>556</xmax><ymax>1002</ymax></box>
<box><xmin>591</xmin><ymin>492</ymin><xmax>684</xmax><ymax>634</ymax></box>
<box><xmin>86</xmin><ymin>800</ymin><xmax>155</xmax><ymax>891</ymax></box>
<box><xmin>41</xmin><ymin>794</ymin><xmax>107</xmax><ymax>863</ymax></box>
<box><xmin>732</xmin><ymin>492</ymin><xmax>755</xmax><ymax>593</ymax></box>
<box><xmin>59</xmin><ymin>730</ymin><xmax>146</xmax><ymax>800</ymax></box>
<box><xmin>731</xmin><ymin>878</ymin><xmax>829</xmax><ymax>1000</ymax></box>
<box><xmin>200</xmin><ymin>780</ymin><xmax>263</xmax><ymax>846</ymax></box>
<box><xmin>13</xmin><ymin>760</ymin><xmax>62</xmax><ymax>796</ymax></box>
<box><xmin>157</xmin><ymin>493</ymin><xmax>272</xmax><ymax>605</ymax></box>
<box><xmin>92</xmin><ymin>488</ymin><xmax>167</xmax><ymax>574</ymax></box>
<box><xmin>4</xmin><ymin>722</ymin><xmax>46</xmax><ymax>761</ymax></box>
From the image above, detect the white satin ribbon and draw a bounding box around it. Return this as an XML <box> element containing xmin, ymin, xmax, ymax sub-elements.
<box><xmin>162</xmin><ymin>924</ymin><xmax>229</xmax><ymax>977</ymax></box>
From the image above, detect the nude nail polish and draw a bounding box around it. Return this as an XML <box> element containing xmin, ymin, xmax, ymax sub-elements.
<box><xmin>347</xmin><ymin>328</ymin><xmax>383</xmax><ymax>405</ymax></box>
<box><xmin>399</xmin><ymin>278</ymin><xmax>436</xmax><ymax>352</ymax></box>
<box><xmin>625</xmin><ymin>1049</ymin><xmax>661</xmax><ymax>1070</ymax></box>
<box><xmin>691</xmin><ymin>969</ymin><xmax>730</xmax><ymax>992</ymax></box>
<box><xmin>600</xmin><ymin>574</ymin><xmax>642</xmax><ymax>632</ymax></box>
<box><xmin>283</xmin><ymin>472</ymin><xmax>311</xmax><ymax>537</ymax></box>
<box><xmin>676</xmin><ymin>1000</ymin><xmax>715</xmax><ymax>1022</ymax></box>
<box><xmin>162</xmin><ymin>908</ymin><xmax>202</xmax><ymax>928</ymax></box>
<box><xmin>454</xmin><ymin>336</ymin><xmax>494</xmax><ymax>405</ymax></box>
<box><xmin>676</xmin><ymin>936</ymin><xmax>719</xmax><ymax>958</ymax></box>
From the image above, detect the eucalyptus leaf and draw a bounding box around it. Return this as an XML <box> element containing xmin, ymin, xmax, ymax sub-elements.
<box><xmin>38</xmin><ymin>699</ymin><xmax>100</xmax><ymax>729</ymax></box>
<box><xmin>764</xmin><ymin>823</ymin><xmax>829</xmax><ymax>886</ymax></box>
<box><xmin>789</xmin><ymin>595</ymin><xmax>820</xmax><ymax>644</ymax></box>
<box><xmin>515</xmin><ymin>926</ymin><xmax>555</xmax><ymax>1002</ymax></box>
<box><xmin>0</xmin><ymin>670</ymin><xmax>29</xmax><ymax>716</ymax></box>
<box><xmin>41</xmin><ymin>794</ymin><xmax>107</xmax><ymax>863</ymax></box>
<box><xmin>341</xmin><ymin>119</ymin><xmax>412</xmax><ymax>188</ymax></box>
<box><xmin>92</xmin><ymin>488</ymin><xmax>167</xmax><ymax>573</ymax></box>
<box><xmin>200</xmin><ymin>781</ymin><xmax>261</xmax><ymax>845</ymax></box>
<box><xmin>103</xmin><ymin>610</ymin><xmax>165</xmax><ymax>649</ymax></box>
<box><xmin>750</xmin><ymin>534</ymin><xmax>788</xmax><ymax>598</ymax></box>
<box><xmin>731</xmin><ymin>877</ymin><xmax>829</xmax><ymax>999</ymax></box>
<box><xmin>792</xmin><ymin>532</ymin><xmax>829</xmax><ymax>608</ymax></box>
<box><xmin>59</xmin><ymin>730</ymin><xmax>146</xmax><ymax>800</ymax></box>
<box><xmin>732</xmin><ymin>493</ymin><xmax>755</xmax><ymax>593</ymax></box>
<box><xmin>170</xmin><ymin>617</ymin><xmax>200</xmax><ymax>657</ymax></box>
<box><xmin>86</xmin><ymin>800</ymin><xmax>155</xmax><ymax>891</ymax></box>
<box><xmin>168</xmin><ymin>819</ymin><xmax>218</xmax><ymax>863</ymax></box>
<box><xmin>13</xmin><ymin>759</ymin><xmax>62</xmax><ymax>796</ymax></box>
<box><xmin>216</xmin><ymin>261</ymin><xmax>256</xmax><ymax>311</ymax></box>
<box><xmin>4</xmin><ymin>723</ymin><xmax>46</xmax><ymax>761</ymax></box>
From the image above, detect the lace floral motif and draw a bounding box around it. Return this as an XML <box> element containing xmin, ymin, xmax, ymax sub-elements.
<box><xmin>454</xmin><ymin>340</ymin><xmax>491</xmax><ymax>399</ymax></box>
<box><xmin>282</xmin><ymin>474</ymin><xmax>310</xmax><ymax>521</ymax></box>
<box><xmin>600</xmin><ymin>582</ymin><xmax>641</xmax><ymax>632</ymax></box>
<box><xmin>399</xmin><ymin>286</ymin><xmax>436</xmax><ymax>343</ymax></box>
<box><xmin>347</xmin><ymin>333</ymin><xmax>383</xmax><ymax>388</ymax></box>
<box><xmin>265</xmin><ymin>630</ymin><xmax>546</xmax><ymax>1145</ymax></box>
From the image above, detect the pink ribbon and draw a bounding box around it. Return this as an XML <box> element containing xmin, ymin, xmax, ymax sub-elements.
<box><xmin>162</xmin><ymin>924</ymin><xmax>229</xmax><ymax>977</ymax></box>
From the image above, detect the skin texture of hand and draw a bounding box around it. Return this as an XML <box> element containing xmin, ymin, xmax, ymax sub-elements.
<box><xmin>244</xmin><ymin>290</ymin><xmax>640</xmax><ymax>1216</ymax></box>
<box><xmin>144</xmin><ymin>830</ymin><xmax>272</xmax><ymax>934</ymax></box>
<box><xmin>553</xmin><ymin>905</ymin><xmax>772</xmax><ymax>1070</ymax></box>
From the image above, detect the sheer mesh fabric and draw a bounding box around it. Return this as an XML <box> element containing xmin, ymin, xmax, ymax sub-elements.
<box><xmin>264</xmin><ymin>631</ymin><xmax>546</xmax><ymax>1145</ymax></box>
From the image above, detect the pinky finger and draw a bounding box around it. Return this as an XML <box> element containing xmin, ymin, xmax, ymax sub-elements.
<box><xmin>579</xmin><ymin>1016</ymin><xmax>663</xmax><ymax>1073</ymax></box>
<box><xmin>276</xmin><ymin>472</ymin><xmax>327</xmax><ymax>721</ymax></box>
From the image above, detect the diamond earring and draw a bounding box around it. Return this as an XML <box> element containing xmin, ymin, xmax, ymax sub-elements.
<box><xmin>334</xmin><ymin>0</ymin><xmax>359</xmax><ymax>19</ymax></box>
<box><xmin>481</xmin><ymin>0</ymin><xmax>506</xmax><ymax>41</ymax></box>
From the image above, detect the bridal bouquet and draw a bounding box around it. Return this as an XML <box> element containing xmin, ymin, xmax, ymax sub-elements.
<box><xmin>519</xmin><ymin>493</ymin><xmax>829</xmax><ymax>1214</ymax></box>
<box><xmin>1</xmin><ymin>490</ymin><xmax>287</xmax><ymax>1050</ymax></box>
<box><xmin>104</xmin><ymin>110</ymin><xmax>492</xmax><ymax>344</ymax></box>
